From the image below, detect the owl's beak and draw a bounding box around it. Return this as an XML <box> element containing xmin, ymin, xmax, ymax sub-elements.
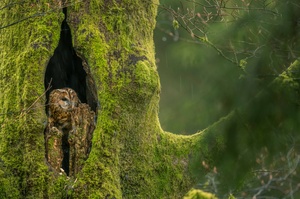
<box><xmin>60</xmin><ymin>101</ymin><xmax>70</xmax><ymax>109</ymax></box>
<box><xmin>70</xmin><ymin>101</ymin><xmax>76</xmax><ymax>109</ymax></box>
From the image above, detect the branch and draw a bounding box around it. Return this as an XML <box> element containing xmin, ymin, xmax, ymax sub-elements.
<box><xmin>185</xmin><ymin>0</ymin><xmax>279</xmax><ymax>15</ymax></box>
<box><xmin>159</xmin><ymin>5</ymin><xmax>246</xmax><ymax>71</ymax></box>
<box><xmin>0</xmin><ymin>0</ymin><xmax>26</xmax><ymax>11</ymax></box>
<box><xmin>187</xmin><ymin>59</ymin><xmax>300</xmax><ymax>196</ymax></box>
<box><xmin>0</xmin><ymin>80</ymin><xmax>51</xmax><ymax>117</ymax></box>
<box><xmin>20</xmin><ymin>82</ymin><xmax>51</xmax><ymax>116</ymax></box>
<box><xmin>0</xmin><ymin>12</ymin><xmax>45</xmax><ymax>30</ymax></box>
<box><xmin>0</xmin><ymin>0</ymin><xmax>84</xmax><ymax>30</ymax></box>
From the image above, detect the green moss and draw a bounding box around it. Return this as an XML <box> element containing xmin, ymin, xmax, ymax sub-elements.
<box><xmin>5</xmin><ymin>0</ymin><xmax>297</xmax><ymax>198</ymax></box>
<box><xmin>0</xmin><ymin>1</ymin><xmax>63</xmax><ymax>197</ymax></box>
<box><xmin>184</xmin><ymin>189</ymin><xmax>218</xmax><ymax>199</ymax></box>
<box><xmin>0</xmin><ymin>1</ymin><xmax>204</xmax><ymax>198</ymax></box>
<box><xmin>67</xmin><ymin>2</ymin><xmax>197</xmax><ymax>197</ymax></box>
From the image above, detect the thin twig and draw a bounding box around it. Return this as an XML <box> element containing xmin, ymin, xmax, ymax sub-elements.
<box><xmin>20</xmin><ymin>82</ymin><xmax>52</xmax><ymax>115</ymax></box>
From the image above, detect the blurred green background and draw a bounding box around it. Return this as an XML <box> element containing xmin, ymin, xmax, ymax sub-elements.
<box><xmin>154</xmin><ymin>1</ymin><xmax>300</xmax><ymax>197</ymax></box>
<box><xmin>154</xmin><ymin>0</ymin><xmax>300</xmax><ymax>135</ymax></box>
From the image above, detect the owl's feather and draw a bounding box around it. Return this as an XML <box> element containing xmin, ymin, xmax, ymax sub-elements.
<box><xmin>48</xmin><ymin>88</ymin><xmax>79</xmax><ymax>131</ymax></box>
<box><xmin>45</xmin><ymin>87</ymin><xmax>95</xmax><ymax>176</ymax></box>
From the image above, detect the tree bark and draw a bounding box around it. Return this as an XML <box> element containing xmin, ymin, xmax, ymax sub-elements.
<box><xmin>0</xmin><ymin>1</ymin><xmax>299</xmax><ymax>198</ymax></box>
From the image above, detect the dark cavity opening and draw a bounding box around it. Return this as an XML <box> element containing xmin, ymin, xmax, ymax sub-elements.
<box><xmin>44</xmin><ymin>7</ymin><xmax>98</xmax><ymax>176</ymax></box>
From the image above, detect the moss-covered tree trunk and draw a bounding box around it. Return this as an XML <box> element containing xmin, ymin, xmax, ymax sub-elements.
<box><xmin>1</xmin><ymin>1</ymin><xmax>300</xmax><ymax>198</ymax></box>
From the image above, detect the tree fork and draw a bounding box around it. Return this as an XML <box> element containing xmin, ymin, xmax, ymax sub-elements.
<box><xmin>0</xmin><ymin>1</ymin><xmax>300</xmax><ymax>198</ymax></box>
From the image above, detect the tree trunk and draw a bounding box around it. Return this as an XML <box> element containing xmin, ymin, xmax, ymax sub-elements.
<box><xmin>0</xmin><ymin>1</ymin><xmax>299</xmax><ymax>198</ymax></box>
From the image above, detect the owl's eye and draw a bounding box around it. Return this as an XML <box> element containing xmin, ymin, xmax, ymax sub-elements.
<box><xmin>62</xmin><ymin>97</ymin><xmax>69</xmax><ymax>102</ymax></box>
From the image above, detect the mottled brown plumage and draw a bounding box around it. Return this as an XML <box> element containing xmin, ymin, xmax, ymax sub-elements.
<box><xmin>48</xmin><ymin>88</ymin><xmax>79</xmax><ymax>131</ymax></box>
<box><xmin>45</xmin><ymin>88</ymin><xmax>95</xmax><ymax>177</ymax></box>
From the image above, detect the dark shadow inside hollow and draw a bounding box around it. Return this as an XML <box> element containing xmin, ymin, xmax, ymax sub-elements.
<box><xmin>44</xmin><ymin>8</ymin><xmax>98</xmax><ymax>176</ymax></box>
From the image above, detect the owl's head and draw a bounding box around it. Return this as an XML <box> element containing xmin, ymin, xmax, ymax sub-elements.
<box><xmin>49</xmin><ymin>88</ymin><xmax>80</xmax><ymax>111</ymax></box>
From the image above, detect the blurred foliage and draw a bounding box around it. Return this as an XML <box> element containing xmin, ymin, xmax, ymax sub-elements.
<box><xmin>154</xmin><ymin>0</ymin><xmax>300</xmax><ymax>134</ymax></box>
<box><xmin>155</xmin><ymin>0</ymin><xmax>300</xmax><ymax>197</ymax></box>
<box><xmin>193</xmin><ymin>146</ymin><xmax>300</xmax><ymax>198</ymax></box>
<box><xmin>237</xmin><ymin>147</ymin><xmax>300</xmax><ymax>198</ymax></box>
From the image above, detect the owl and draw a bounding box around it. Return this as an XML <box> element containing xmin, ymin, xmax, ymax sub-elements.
<box><xmin>48</xmin><ymin>88</ymin><xmax>80</xmax><ymax>131</ymax></box>
<box><xmin>45</xmin><ymin>87</ymin><xmax>95</xmax><ymax>176</ymax></box>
